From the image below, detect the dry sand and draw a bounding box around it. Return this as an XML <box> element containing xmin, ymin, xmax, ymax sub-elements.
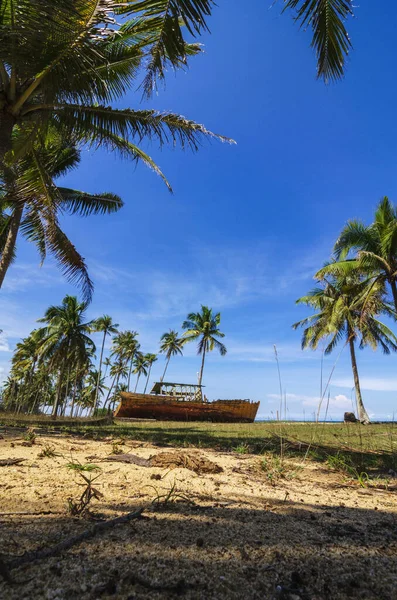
<box><xmin>0</xmin><ymin>431</ymin><xmax>396</xmax><ymax>600</ymax></box>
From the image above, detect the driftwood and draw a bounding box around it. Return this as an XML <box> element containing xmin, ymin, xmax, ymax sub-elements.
<box><xmin>87</xmin><ymin>454</ymin><xmax>150</xmax><ymax>467</ymax></box>
<box><xmin>0</xmin><ymin>458</ymin><xmax>25</xmax><ymax>467</ymax></box>
<box><xmin>86</xmin><ymin>451</ymin><xmax>223</xmax><ymax>475</ymax></box>
<box><xmin>1</xmin><ymin>507</ymin><xmax>145</xmax><ymax>582</ymax></box>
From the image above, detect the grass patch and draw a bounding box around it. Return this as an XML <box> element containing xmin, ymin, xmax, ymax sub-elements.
<box><xmin>2</xmin><ymin>416</ymin><xmax>396</xmax><ymax>476</ymax></box>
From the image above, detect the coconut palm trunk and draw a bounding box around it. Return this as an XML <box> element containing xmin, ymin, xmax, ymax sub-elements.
<box><xmin>160</xmin><ymin>356</ymin><xmax>171</xmax><ymax>382</ymax></box>
<box><xmin>52</xmin><ymin>366</ymin><xmax>64</xmax><ymax>418</ymax></box>
<box><xmin>390</xmin><ymin>280</ymin><xmax>397</xmax><ymax>314</ymax></box>
<box><xmin>128</xmin><ymin>360</ymin><xmax>134</xmax><ymax>391</ymax></box>
<box><xmin>348</xmin><ymin>337</ymin><xmax>370</xmax><ymax>424</ymax></box>
<box><xmin>144</xmin><ymin>364</ymin><xmax>153</xmax><ymax>394</ymax></box>
<box><xmin>104</xmin><ymin>374</ymin><xmax>117</xmax><ymax>409</ymax></box>
<box><xmin>70</xmin><ymin>371</ymin><xmax>78</xmax><ymax>417</ymax></box>
<box><xmin>0</xmin><ymin>204</ymin><xmax>23</xmax><ymax>288</ymax></box>
<box><xmin>134</xmin><ymin>373</ymin><xmax>141</xmax><ymax>393</ymax></box>
<box><xmin>198</xmin><ymin>345</ymin><xmax>207</xmax><ymax>387</ymax></box>
<box><xmin>93</xmin><ymin>332</ymin><xmax>106</xmax><ymax>414</ymax></box>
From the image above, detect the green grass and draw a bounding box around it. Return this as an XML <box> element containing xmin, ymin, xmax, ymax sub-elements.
<box><xmin>1</xmin><ymin>415</ymin><xmax>396</xmax><ymax>476</ymax></box>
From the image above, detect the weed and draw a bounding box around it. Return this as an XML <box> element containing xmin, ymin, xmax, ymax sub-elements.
<box><xmin>66</xmin><ymin>461</ymin><xmax>103</xmax><ymax>516</ymax></box>
<box><xmin>327</xmin><ymin>452</ymin><xmax>369</xmax><ymax>487</ymax></box>
<box><xmin>38</xmin><ymin>444</ymin><xmax>58</xmax><ymax>458</ymax></box>
<box><xmin>260</xmin><ymin>453</ymin><xmax>300</xmax><ymax>485</ymax></box>
<box><xmin>110</xmin><ymin>441</ymin><xmax>123</xmax><ymax>455</ymax></box>
<box><xmin>23</xmin><ymin>427</ymin><xmax>36</xmax><ymax>444</ymax></box>
<box><xmin>66</xmin><ymin>461</ymin><xmax>101</xmax><ymax>473</ymax></box>
<box><xmin>148</xmin><ymin>480</ymin><xmax>193</xmax><ymax>507</ymax></box>
<box><xmin>234</xmin><ymin>443</ymin><xmax>250</xmax><ymax>454</ymax></box>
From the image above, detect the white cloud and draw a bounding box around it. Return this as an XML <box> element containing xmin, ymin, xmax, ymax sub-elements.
<box><xmin>88</xmin><ymin>241</ymin><xmax>318</xmax><ymax>320</ymax></box>
<box><xmin>334</xmin><ymin>377</ymin><xmax>397</xmax><ymax>392</ymax></box>
<box><xmin>267</xmin><ymin>392</ymin><xmax>352</xmax><ymax>410</ymax></box>
<box><xmin>226</xmin><ymin>341</ymin><xmax>316</xmax><ymax>363</ymax></box>
<box><xmin>2</xmin><ymin>263</ymin><xmax>62</xmax><ymax>293</ymax></box>
<box><xmin>0</xmin><ymin>334</ymin><xmax>10</xmax><ymax>353</ymax></box>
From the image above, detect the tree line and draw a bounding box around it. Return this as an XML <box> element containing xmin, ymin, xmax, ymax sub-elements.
<box><xmin>0</xmin><ymin>302</ymin><xmax>226</xmax><ymax>418</ymax></box>
<box><xmin>294</xmin><ymin>197</ymin><xmax>397</xmax><ymax>424</ymax></box>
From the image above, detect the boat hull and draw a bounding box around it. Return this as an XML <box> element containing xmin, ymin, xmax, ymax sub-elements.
<box><xmin>114</xmin><ymin>392</ymin><xmax>260</xmax><ymax>423</ymax></box>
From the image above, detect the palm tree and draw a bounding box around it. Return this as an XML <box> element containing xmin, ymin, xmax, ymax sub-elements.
<box><xmin>182</xmin><ymin>306</ymin><xmax>227</xmax><ymax>387</ymax></box>
<box><xmin>104</xmin><ymin>359</ymin><xmax>129</xmax><ymax>409</ymax></box>
<box><xmin>0</xmin><ymin>2</ymin><xmax>228</xmax><ymax>194</ymax></box>
<box><xmin>37</xmin><ymin>295</ymin><xmax>95</xmax><ymax>417</ymax></box>
<box><xmin>10</xmin><ymin>329</ymin><xmax>42</xmax><ymax>412</ymax></box>
<box><xmin>133</xmin><ymin>353</ymin><xmax>148</xmax><ymax>392</ymax></box>
<box><xmin>91</xmin><ymin>315</ymin><xmax>119</xmax><ymax>413</ymax></box>
<box><xmin>112</xmin><ymin>331</ymin><xmax>140</xmax><ymax>390</ymax></box>
<box><xmin>110</xmin><ymin>382</ymin><xmax>128</xmax><ymax>413</ymax></box>
<box><xmin>159</xmin><ymin>330</ymin><xmax>184</xmax><ymax>382</ymax></box>
<box><xmin>82</xmin><ymin>369</ymin><xmax>107</xmax><ymax>414</ymax></box>
<box><xmin>0</xmin><ymin>132</ymin><xmax>122</xmax><ymax>297</ymax></box>
<box><xmin>143</xmin><ymin>353</ymin><xmax>158</xmax><ymax>393</ymax></box>
<box><xmin>282</xmin><ymin>1</ymin><xmax>354</xmax><ymax>82</ymax></box>
<box><xmin>293</xmin><ymin>272</ymin><xmax>397</xmax><ymax>423</ymax></box>
<box><xmin>319</xmin><ymin>198</ymin><xmax>397</xmax><ymax>314</ymax></box>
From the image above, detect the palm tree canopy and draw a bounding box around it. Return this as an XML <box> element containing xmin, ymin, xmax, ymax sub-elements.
<box><xmin>37</xmin><ymin>294</ymin><xmax>96</xmax><ymax>369</ymax></box>
<box><xmin>293</xmin><ymin>272</ymin><xmax>397</xmax><ymax>355</ymax></box>
<box><xmin>0</xmin><ymin>131</ymin><xmax>123</xmax><ymax>300</ymax></box>
<box><xmin>182</xmin><ymin>305</ymin><xmax>227</xmax><ymax>356</ymax></box>
<box><xmin>144</xmin><ymin>353</ymin><xmax>158</xmax><ymax>365</ymax></box>
<box><xmin>282</xmin><ymin>0</ymin><xmax>354</xmax><ymax>83</ymax></box>
<box><xmin>132</xmin><ymin>353</ymin><xmax>148</xmax><ymax>377</ymax></box>
<box><xmin>109</xmin><ymin>358</ymin><xmax>129</xmax><ymax>380</ymax></box>
<box><xmin>0</xmin><ymin>0</ymin><xmax>231</xmax><ymax>181</ymax></box>
<box><xmin>112</xmin><ymin>330</ymin><xmax>140</xmax><ymax>361</ymax></box>
<box><xmin>159</xmin><ymin>330</ymin><xmax>184</xmax><ymax>359</ymax></box>
<box><xmin>332</xmin><ymin>198</ymin><xmax>397</xmax><ymax>276</ymax></box>
<box><xmin>316</xmin><ymin>199</ymin><xmax>397</xmax><ymax>315</ymax></box>
<box><xmin>92</xmin><ymin>315</ymin><xmax>119</xmax><ymax>336</ymax></box>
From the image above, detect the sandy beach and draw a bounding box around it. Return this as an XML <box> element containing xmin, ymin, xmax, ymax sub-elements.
<box><xmin>0</xmin><ymin>430</ymin><xmax>396</xmax><ymax>599</ymax></box>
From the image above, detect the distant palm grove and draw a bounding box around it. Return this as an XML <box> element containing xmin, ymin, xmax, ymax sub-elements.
<box><xmin>295</xmin><ymin>197</ymin><xmax>397</xmax><ymax>424</ymax></box>
<box><xmin>0</xmin><ymin>303</ymin><xmax>226</xmax><ymax>417</ymax></box>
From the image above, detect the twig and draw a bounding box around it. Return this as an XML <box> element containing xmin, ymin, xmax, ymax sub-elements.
<box><xmin>3</xmin><ymin>507</ymin><xmax>145</xmax><ymax>577</ymax></box>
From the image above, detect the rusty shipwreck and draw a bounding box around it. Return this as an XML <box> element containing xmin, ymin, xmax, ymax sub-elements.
<box><xmin>114</xmin><ymin>381</ymin><xmax>260</xmax><ymax>423</ymax></box>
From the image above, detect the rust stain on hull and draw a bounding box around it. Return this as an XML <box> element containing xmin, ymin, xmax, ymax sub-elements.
<box><xmin>114</xmin><ymin>392</ymin><xmax>260</xmax><ymax>423</ymax></box>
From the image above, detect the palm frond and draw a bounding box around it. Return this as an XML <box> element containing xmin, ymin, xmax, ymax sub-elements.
<box><xmin>44</xmin><ymin>219</ymin><xmax>93</xmax><ymax>303</ymax></box>
<box><xmin>117</xmin><ymin>1</ymin><xmax>214</xmax><ymax>96</ymax></box>
<box><xmin>282</xmin><ymin>0</ymin><xmax>354</xmax><ymax>82</ymax></box>
<box><xmin>58</xmin><ymin>189</ymin><xmax>123</xmax><ymax>216</ymax></box>
<box><xmin>34</xmin><ymin>104</ymin><xmax>234</xmax><ymax>150</ymax></box>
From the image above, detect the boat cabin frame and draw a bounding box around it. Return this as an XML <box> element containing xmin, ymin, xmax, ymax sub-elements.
<box><xmin>150</xmin><ymin>381</ymin><xmax>206</xmax><ymax>402</ymax></box>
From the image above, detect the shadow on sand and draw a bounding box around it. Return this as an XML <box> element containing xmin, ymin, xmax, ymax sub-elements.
<box><xmin>1</xmin><ymin>494</ymin><xmax>396</xmax><ymax>599</ymax></box>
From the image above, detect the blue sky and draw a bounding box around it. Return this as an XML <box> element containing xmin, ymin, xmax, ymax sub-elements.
<box><xmin>2</xmin><ymin>1</ymin><xmax>397</xmax><ymax>419</ymax></box>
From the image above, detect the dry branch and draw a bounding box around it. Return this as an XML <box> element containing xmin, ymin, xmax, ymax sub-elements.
<box><xmin>0</xmin><ymin>458</ymin><xmax>25</xmax><ymax>467</ymax></box>
<box><xmin>2</xmin><ymin>507</ymin><xmax>145</xmax><ymax>580</ymax></box>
